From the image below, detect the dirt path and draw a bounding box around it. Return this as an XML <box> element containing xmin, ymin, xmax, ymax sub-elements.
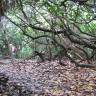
<box><xmin>0</xmin><ymin>59</ymin><xmax>12</xmax><ymax>65</ymax></box>
<box><xmin>0</xmin><ymin>59</ymin><xmax>96</xmax><ymax>96</ymax></box>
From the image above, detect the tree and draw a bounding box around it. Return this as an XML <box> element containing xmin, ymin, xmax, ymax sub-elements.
<box><xmin>0</xmin><ymin>0</ymin><xmax>96</xmax><ymax>68</ymax></box>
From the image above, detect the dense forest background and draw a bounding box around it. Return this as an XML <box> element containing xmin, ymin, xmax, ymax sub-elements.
<box><xmin>0</xmin><ymin>0</ymin><xmax>96</xmax><ymax>67</ymax></box>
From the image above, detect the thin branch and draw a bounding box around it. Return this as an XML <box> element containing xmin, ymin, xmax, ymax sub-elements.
<box><xmin>5</xmin><ymin>15</ymin><xmax>96</xmax><ymax>50</ymax></box>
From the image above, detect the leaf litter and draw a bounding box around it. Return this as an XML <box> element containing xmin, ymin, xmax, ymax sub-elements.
<box><xmin>0</xmin><ymin>59</ymin><xmax>96</xmax><ymax>96</ymax></box>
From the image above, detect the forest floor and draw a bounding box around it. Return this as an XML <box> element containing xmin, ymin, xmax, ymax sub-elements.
<box><xmin>0</xmin><ymin>59</ymin><xmax>96</xmax><ymax>96</ymax></box>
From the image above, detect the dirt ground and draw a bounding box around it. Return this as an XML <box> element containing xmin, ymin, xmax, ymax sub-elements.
<box><xmin>0</xmin><ymin>59</ymin><xmax>96</xmax><ymax>96</ymax></box>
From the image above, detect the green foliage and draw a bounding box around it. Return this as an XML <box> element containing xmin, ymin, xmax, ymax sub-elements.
<box><xmin>0</xmin><ymin>0</ymin><xmax>96</xmax><ymax>60</ymax></box>
<box><xmin>19</xmin><ymin>45</ymin><xmax>32</xmax><ymax>58</ymax></box>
